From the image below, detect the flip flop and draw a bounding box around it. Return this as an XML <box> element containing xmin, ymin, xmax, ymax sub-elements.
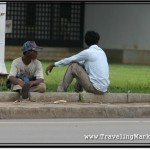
<box><xmin>21</xmin><ymin>82</ymin><xmax>30</xmax><ymax>99</ymax></box>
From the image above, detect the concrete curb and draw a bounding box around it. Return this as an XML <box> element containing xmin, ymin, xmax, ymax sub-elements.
<box><xmin>0</xmin><ymin>92</ymin><xmax>150</xmax><ymax>119</ymax></box>
<box><xmin>30</xmin><ymin>92</ymin><xmax>79</xmax><ymax>102</ymax></box>
<box><xmin>0</xmin><ymin>102</ymin><xmax>150</xmax><ymax>119</ymax></box>
<box><xmin>80</xmin><ymin>93</ymin><xmax>150</xmax><ymax>103</ymax></box>
<box><xmin>80</xmin><ymin>93</ymin><xmax>127</xmax><ymax>103</ymax></box>
<box><xmin>0</xmin><ymin>92</ymin><xmax>79</xmax><ymax>102</ymax></box>
<box><xmin>0</xmin><ymin>92</ymin><xmax>150</xmax><ymax>103</ymax></box>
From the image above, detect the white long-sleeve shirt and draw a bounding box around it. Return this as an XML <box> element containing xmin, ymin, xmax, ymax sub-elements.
<box><xmin>55</xmin><ymin>45</ymin><xmax>110</xmax><ymax>92</ymax></box>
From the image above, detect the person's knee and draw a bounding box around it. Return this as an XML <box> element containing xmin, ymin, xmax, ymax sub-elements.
<box><xmin>70</xmin><ymin>62</ymin><xmax>80</xmax><ymax>70</ymax></box>
<box><xmin>38</xmin><ymin>83</ymin><xmax>46</xmax><ymax>93</ymax></box>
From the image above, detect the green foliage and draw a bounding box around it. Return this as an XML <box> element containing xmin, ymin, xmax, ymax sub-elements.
<box><xmin>4</xmin><ymin>61</ymin><xmax>150</xmax><ymax>93</ymax></box>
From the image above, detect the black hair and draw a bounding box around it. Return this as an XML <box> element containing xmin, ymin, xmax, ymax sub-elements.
<box><xmin>84</xmin><ymin>31</ymin><xmax>100</xmax><ymax>47</ymax></box>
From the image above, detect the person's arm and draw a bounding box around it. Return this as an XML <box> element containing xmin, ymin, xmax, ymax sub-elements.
<box><xmin>9</xmin><ymin>76</ymin><xmax>25</xmax><ymax>87</ymax></box>
<box><xmin>33</xmin><ymin>61</ymin><xmax>45</xmax><ymax>86</ymax></box>
<box><xmin>54</xmin><ymin>50</ymin><xmax>89</xmax><ymax>67</ymax></box>
<box><xmin>45</xmin><ymin>50</ymin><xmax>89</xmax><ymax>75</ymax></box>
<box><xmin>9</xmin><ymin>76</ymin><xmax>44</xmax><ymax>88</ymax></box>
<box><xmin>29</xmin><ymin>79</ymin><xmax>44</xmax><ymax>87</ymax></box>
<box><xmin>9</xmin><ymin>59</ymin><xmax>25</xmax><ymax>87</ymax></box>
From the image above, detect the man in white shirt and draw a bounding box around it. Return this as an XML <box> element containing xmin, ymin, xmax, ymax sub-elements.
<box><xmin>8</xmin><ymin>41</ymin><xmax>46</xmax><ymax>100</ymax></box>
<box><xmin>46</xmin><ymin>31</ymin><xmax>110</xmax><ymax>94</ymax></box>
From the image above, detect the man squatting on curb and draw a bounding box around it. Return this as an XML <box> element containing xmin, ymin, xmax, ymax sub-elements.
<box><xmin>46</xmin><ymin>31</ymin><xmax>110</xmax><ymax>94</ymax></box>
<box><xmin>7</xmin><ymin>41</ymin><xmax>46</xmax><ymax>100</ymax></box>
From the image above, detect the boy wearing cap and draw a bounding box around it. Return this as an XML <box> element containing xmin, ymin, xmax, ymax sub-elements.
<box><xmin>46</xmin><ymin>31</ymin><xmax>110</xmax><ymax>94</ymax></box>
<box><xmin>8</xmin><ymin>41</ymin><xmax>46</xmax><ymax>100</ymax></box>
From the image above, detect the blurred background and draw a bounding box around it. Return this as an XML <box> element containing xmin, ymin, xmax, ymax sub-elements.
<box><xmin>4</xmin><ymin>2</ymin><xmax>150</xmax><ymax>64</ymax></box>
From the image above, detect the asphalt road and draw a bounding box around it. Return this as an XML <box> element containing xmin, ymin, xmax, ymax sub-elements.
<box><xmin>0</xmin><ymin>118</ymin><xmax>150</xmax><ymax>146</ymax></box>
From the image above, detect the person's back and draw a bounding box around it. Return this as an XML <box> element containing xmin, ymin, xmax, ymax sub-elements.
<box><xmin>83</xmin><ymin>45</ymin><xmax>109</xmax><ymax>92</ymax></box>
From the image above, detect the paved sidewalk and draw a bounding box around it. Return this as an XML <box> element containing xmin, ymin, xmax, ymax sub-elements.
<box><xmin>0</xmin><ymin>101</ymin><xmax>150</xmax><ymax>119</ymax></box>
<box><xmin>0</xmin><ymin>92</ymin><xmax>150</xmax><ymax>103</ymax></box>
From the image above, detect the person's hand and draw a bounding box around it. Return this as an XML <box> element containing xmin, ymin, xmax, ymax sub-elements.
<box><xmin>18</xmin><ymin>79</ymin><xmax>25</xmax><ymax>87</ymax></box>
<box><xmin>45</xmin><ymin>64</ymin><xmax>55</xmax><ymax>75</ymax></box>
<box><xmin>29</xmin><ymin>81</ymin><xmax>34</xmax><ymax>87</ymax></box>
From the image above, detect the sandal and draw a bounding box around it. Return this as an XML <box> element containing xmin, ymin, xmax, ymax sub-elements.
<box><xmin>21</xmin><ymin>82</ymin><xmax>30</xmax><ymax>99</ymax></box>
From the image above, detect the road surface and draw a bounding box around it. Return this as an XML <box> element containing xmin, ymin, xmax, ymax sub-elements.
<box><xmin>0</xmin><ymin>118</ymin><xmax>150</xmax><ymax>146</ymax></box>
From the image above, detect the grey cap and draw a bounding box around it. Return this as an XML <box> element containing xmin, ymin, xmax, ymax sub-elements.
<box><xmin>22</xmin><ymin>41</ymin><xmax>42</xmax><ymax>52</ymax></box>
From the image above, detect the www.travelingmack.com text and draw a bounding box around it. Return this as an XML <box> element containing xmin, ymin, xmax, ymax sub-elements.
<box><xmin>84</xmin><ymin>134</ymin><xmax>150</xmax><ymax>141</ymax></box>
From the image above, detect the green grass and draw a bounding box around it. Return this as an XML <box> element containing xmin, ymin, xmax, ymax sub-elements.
<box><xmin>4</xmin><ymin>60</ymin><xmax>150</xmax><ymax>93</ymax></box>
<box><xmin>109</xmin><ymin>64</ymin><xmax>150</xmax><ymax>93</ymax></box>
